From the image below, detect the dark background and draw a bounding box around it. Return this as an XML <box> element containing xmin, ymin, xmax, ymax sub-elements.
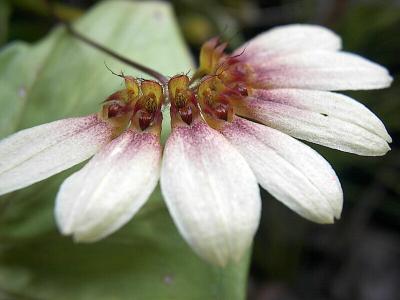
<box><xmin>1</xmin><ymin>1</ymin><xmax>399</xmax><ymax>299</ymax></box>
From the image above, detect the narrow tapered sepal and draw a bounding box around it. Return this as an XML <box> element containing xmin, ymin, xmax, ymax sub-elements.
<box><xmin>55</xmin><ymin>128</ymin><xmax>162</xmax><ymax>242</ymax></box>
<box><xmin>0</xmin><ymin>114</ymin><xmax>114</xmax><ymax>195</ymax></box>
<box><xmin>161</xmin><ymin>120</ymin><xmax>261</xmax><ymax>266</ymax></box>
<box><xmin>222</xmin><ymin>117</ymin><xmax>343</xmax><ymax>223</ymax></box>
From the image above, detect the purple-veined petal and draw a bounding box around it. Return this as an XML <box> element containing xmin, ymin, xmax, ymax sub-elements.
<box><xmin>238</xmin><ymin>89</ymin><xmax>391</xmax><ymax>156</ymax></box>
<box><xmin>160</xmin><ymin>120</ymin><xmax>261</xmax><ymax>266</ymax></box>
<box><xmin>0</xmin><ymin>114</ymin><xmax>114</xmax><ymax>196</ymax></box>
<box><xmin>221</xmin><ymin>117</ymin><xmax>343</xmax><ymax>223</ymax></box>
<box><xmin>236</xmin><ymin>24</ymin><xmax>341</xmax><ymax>57</ymax></box>
<box><xmin>55</xmin><ymin>128</ymin><xmax>161</xmax><ymax>242</ymax></box>
<box><xmin>248</xmin><ymin>50</ymin><xmax>392</xmax><ymax>91</ymax></box>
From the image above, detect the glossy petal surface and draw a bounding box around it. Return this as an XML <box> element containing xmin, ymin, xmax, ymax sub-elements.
<box><xmin>222</xmin><ymin>117</ymin><xmax>343</xmax><ymax>223</ymax></box>
<box><xmin>161</xmin><ymin>120</ymin><xmax>261</xmax><ymax>266</ymax></box>
<box><xmin>239</xmin><ymin>89</ymin><xmax>391</xmax><ymax>156</ymax></box>
<box><xmin>56</xmin><ymin>129</ymin><xmax>161</xmax><ymax>242</ymax></box>
<box><xmin>0</xmin><ymin>114</ymin><xmax>113</xmax><ymax>195</ymax></box>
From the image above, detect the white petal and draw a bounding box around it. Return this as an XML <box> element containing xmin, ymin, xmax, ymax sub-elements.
<box><xmin>0</xmin><ymin>114</ymin><xmax>114</xmax><ymax>195</ymax></box>
<box><xmin>249</xmin><ymin>50</ymin><xmax>392</xmax><ymax>90</ymax></box>
<box><xmin>239</xmin><ymin>89</ymin><xmax>391</xmax><ymax>156</ymax></box>
<box><xmin>160</xmin><ymin>120</ymin><xmax>261</xmax><ymax>266</ymax></box>
<box><xmin>222</xmin><ymin>117</ymin><xmax>343</xmax><ymax>223</ymax></box>
<box><xmin>236</xmin><ymin>24</ymin><xmax>341</xmax><ymax>56</ymax></box>
<box><xmin>55</xmin><ymin>129</ymin><xmax>161</xmax><ymax>242</ymax></box>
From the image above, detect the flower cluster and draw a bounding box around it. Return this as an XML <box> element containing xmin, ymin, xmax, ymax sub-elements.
<box><xmin>0</xmin><ymin>25</ymin><xmax>392</xmax><ymax>266</ymax></box>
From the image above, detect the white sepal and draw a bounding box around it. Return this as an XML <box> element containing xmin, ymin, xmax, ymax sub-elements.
<box><xmin>250</xmin><ymin>50</ymin><xmax>392</xmax><ymax>91</ymax></box>
<box><xmin>237</xmin><ymin>24</ymin><xmax>342</xmax><ymax>56</ymax></box>
<box><xmin>222</xmin><ymin>117</ymin><xmax>343</xmax><ymax>223</ymax></box>
<box><xmin>161</xmin><ymin>120</ymin><xmax>261</xmax><ymax>266</ymax></box>
<box><xmin>241</xmin><ymin>89</ymin><xmax>391</xmax><ymax>156</ymax></box>
<box><xmin>0</xmin><ymin>114</ymin><xmax>114</xmax><ymax>195</ymax></box>
<box><xmin>55</xmin><ymin>129</ymin><xmax>161</xmax><ymax>242</ymax></box>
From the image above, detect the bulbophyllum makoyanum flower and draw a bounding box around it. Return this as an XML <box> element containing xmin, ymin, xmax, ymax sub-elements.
<box><xmin>0</xmin><ymin>25</ymin><xmax>392</xmax><ymax>266</ymax></box>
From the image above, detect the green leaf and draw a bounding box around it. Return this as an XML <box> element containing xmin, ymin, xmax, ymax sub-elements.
<box><xmin>0</xmin><ymin>1</ymin><xmax>249</xmax><ymax>299</ymax></box>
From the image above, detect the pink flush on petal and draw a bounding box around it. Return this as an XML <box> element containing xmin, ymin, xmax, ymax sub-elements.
<box><xmin>55</xmin><ymin>127</ymin><xmax>162</xmax><ymax>242</ymax></box>
<box><xmin>0</xmin><ymin>114</ymin><xmax>115</xmax><ymax>195</ymax></box>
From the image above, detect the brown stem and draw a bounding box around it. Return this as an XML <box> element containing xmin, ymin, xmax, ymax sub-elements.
<box><xmin>65</xmin><ymin>23</ymin><xmax>168</xmax><ymax>85</ymax></box>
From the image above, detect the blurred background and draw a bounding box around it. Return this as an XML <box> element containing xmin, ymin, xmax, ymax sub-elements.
<box><xmin>1</xmin><ymin>0</ymin><xmax>399</xmax><ymax>299</ymax></box>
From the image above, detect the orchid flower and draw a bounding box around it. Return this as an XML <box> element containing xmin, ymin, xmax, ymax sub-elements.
<box><xmin>0</xmin><ymin>24</ymin><xmax>392</xmax><ymax>266</ymax></box>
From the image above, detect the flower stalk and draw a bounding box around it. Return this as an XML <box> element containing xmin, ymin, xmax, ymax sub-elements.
<box><xmin>65</xmin><ymin>22</ymin><xmax>168</xmax><ymax>85</ymax></box>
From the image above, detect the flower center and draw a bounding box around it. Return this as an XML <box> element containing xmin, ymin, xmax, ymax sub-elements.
<box><xmin>99</xmin><ymin>38</ymin><xmax>255</xmax><ymax>133</ymax></box>
<box><xmin>132</xmin><ymin>80</ymin><xmax>163</xmax><ymax>132</ymax></box>
<box><xmin>196</xmin><ymin>63</ymin><xmax>253</xmax><ymax>129</ymax></box>
<box><xmin>189</xmin><ymin>37</ymin><xmax>255</xmax><ymax>129</ymax></box>
<box><xmin>99</xmin><ymin>77</ymin><xmax>163</xmax><ymax>135</ymax></box>
<box><xmin>168</xmin><ymin>75</ymin><xmax>199</xmax><ymax>127</ymax></box>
